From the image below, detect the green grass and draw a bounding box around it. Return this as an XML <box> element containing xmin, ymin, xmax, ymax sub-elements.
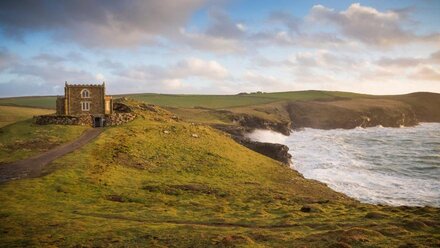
<box><xmin>0</xmin><ymin>101</ymin><xmax>438</xmax><ymax>247</ymax></box>
<box><xmin>0</xmin><ymin>119</ymin><xmax>89</xmax><ymax>164</ymax></box>
<box><xmin>0</xmin><ymin>90</ymin><xmax>372</xmax><ymax>110</ymax></box>
<box><xmin>123</xmin><ymin>93</ymin><xmax>281</xmax><ymax>109</ymax></box>
<box><xmin>0</xmin><ymin>96</ymin><xmax>56</xmax><ymax>109</ymax></box>
<box><xmin>0</xmin><ymin>106</ymin><xmax>54</xmax><ymax>128</ymax></box>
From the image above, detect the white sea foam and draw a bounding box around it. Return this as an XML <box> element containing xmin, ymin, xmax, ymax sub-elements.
<box><xmin>247</xmin><ymin>123</ymin><xmax>440</xmax><ymax>207</ymax></box>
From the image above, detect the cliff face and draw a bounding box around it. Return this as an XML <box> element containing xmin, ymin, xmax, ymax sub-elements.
<box><xmin>286</xmin><ymin>99</ymin><xmax>419</xmax><ymax>129</ymax></box>
<box><xmin>393</xmin><ymin>92</ymin><xmax>440</xmax><ymax>122</ymax></box>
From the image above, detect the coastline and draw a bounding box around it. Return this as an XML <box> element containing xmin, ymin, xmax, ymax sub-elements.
<box><xmin>241</xmin><ymin>123</ymin><xmax>440</xmax><ymax>208</ymax></box>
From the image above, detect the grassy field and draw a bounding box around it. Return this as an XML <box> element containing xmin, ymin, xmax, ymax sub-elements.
<box><xmin>0</xmin><ymin>106</ymin><xmax>54</xmax><ymax>128</ymax></box>
<box><xmin>0</xmin><ymin>96</ymin><xmax>57</xmax><ymax>109</ymax></box>
<box><xmin>0</xmin><ymin>106</ymin><xmax>89</xmax><ymax>164</ymax></box>
<box><xmin>0</xmin><ymin>101</ymin><xmax>438</xmax><ymax>247</ymax></box>
<box><xmin>0</xmin><ymin>120</ymin><xmax>89</xmax><ymax>164</ymax></box>
<box><xmin>0</xmin><ymin>91</ymin><xmax>376</xmax><ymax>110</ymax></box>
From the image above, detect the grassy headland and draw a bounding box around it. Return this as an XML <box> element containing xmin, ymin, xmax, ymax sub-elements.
<box><xmin>0</xmin><ymin>100</ymin><xmax>438</xmax><ymax>247</ymax></box>
<box><xmin>2</xmin><ymin>91</ymin><xmax>439</xmax><ymax>130</ymax></box>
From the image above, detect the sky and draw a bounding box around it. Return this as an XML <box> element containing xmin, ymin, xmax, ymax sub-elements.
<box><xmin>0</xmin><ymin>0</ymin><xmax>439</xmax><ymax>97</ymax></box>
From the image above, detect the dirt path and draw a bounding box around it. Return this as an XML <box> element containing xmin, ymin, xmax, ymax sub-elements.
<box><xmin>0</xmin><ymin>128</ymin><xmax>103</xmax><ymax>183</ymax></box>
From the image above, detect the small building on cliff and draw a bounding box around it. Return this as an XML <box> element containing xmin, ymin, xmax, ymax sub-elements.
<box><xmin>56</xmin><ymin>82</ymin><xmax>113</xmax><ymax>127</ymax></box>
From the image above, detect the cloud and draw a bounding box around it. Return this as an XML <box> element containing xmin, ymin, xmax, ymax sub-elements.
<box><xmin>116</xmin><ymin>57</ymin><xmax>229</xmax><ymax>84</ymax></box>
<box><xmin>0</xmin><ymin>48</ymin><xmax>17</xmax><ymax>71</ymax></box>
<box><xmin>268</xmin><ymin>11</ymin><xmax>301</xmax><ymax>34</ymax></box>
<box><xmin>308</xmin><ymin>3</ymin><xmax>440</xmax><ymax>47</ymax></box>
<box><xmin>33</xmin><ymin>53</ymin><xmax>67</xmax><ymax>65</ymax></box>
<box><xmin>410</xmin><ymin>66</ymin><xmax>440</xmax><ymax>81</ymax></box>
<box><xmin>205</xmin><ymin>9</ymin><xmax>246</xmax><ymax>39</ymax></box>
<box><xmin>177</xmin><ymin>9</ymin><xmax>248</xmax><ymax>54</ymax></box>
<box><xmin>10</xmin><ymin>64</ymin><xmax>94</xmax><ymax>84</ymax></box>
<box><xmin>179</xmin><ymin>28</ymin><xmax>244</xmax><ymax>53</ymax></box>
<box><xmin>376</xmin><ymin>50</ymin><xmax>440</xmax><ymax>67</ymax></box>
<box><xmin>0</xmin><ymin>0</ymin><xmax>207</xmax><ymax>47</ymax></box>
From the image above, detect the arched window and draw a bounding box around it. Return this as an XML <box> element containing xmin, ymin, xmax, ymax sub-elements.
<box><xmin>81</xmin><ymin>89</ymin><xmax>90</xmax><ymax>98</ymax></box>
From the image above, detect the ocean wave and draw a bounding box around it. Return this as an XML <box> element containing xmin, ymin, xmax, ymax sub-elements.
<box><xmin>248</xmin><ymin>123</ymin><xmax>440</xmax><ymax>207</ymax></box>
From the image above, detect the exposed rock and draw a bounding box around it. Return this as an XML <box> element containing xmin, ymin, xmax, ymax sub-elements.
<box><xmin>212</xmin><ymin>124</ymin><xmax>292</xmax><ymax>165</ymax></box>
<box><xmin>231</xmin><ymin>113</ymin><xmax>291</xmax><ymax>135</ymax></box>
<box><xmin>191</xmin><ymin>133</ymin><xmax>199</xmax><ymax>138</ymax></box>
<box><xmin>113</xmin><ymin>102</ymin><xmax>132</xmax><ymax>113</ymax></box>
<box><xmin>234</xmin><ymin>136</ymin><xmax>292</xmax><ymax>165</ymax></box>
<box><xmin>105</xmin><ymin>113</ymin><xmax>137</xmax><ymax>126</ymax></box>
<box><xmin>163</xmin><ymin>130</ymin><xmax>170</xmax><ymax>134</ymax></box>
<box><xmin>139</xmin><ymin>103</ymin><xmax>158</xmax><ymax>112</ymax></box>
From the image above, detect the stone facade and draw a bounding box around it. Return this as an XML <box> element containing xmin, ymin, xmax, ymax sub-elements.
<box><xmin>56</xmin><ymin>82</ymin><xmax>113</xmax><ymax>116</ymax></box>
<box><xmin>37</xmin><ymin>82</ymin><xmax>137</xmax><ymax>127</ymax></box>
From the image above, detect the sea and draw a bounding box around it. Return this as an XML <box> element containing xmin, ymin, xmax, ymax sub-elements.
<box><xmin>247</xmin><ymin>123</ymin><xmax>440</xmax><ymax>207</ymax></box>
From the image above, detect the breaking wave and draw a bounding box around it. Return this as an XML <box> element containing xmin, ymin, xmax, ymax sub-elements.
<box><xmin>247</xmin><ymin>123</ymin><xmax>440</xmax><ymax>207</ymax></box>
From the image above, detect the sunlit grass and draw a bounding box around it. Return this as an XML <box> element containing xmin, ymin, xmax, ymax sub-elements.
<box><xmin>0</xmin><ymin>101</ymin><xmax>438</xmax><ymax>246</ymax></box>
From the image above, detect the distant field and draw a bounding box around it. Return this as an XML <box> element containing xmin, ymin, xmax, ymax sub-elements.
<box><xmin>0</xmin><ymin>96</ymin><xmax>56</xmax><ymax>109</ymax></box>
<box><xmin>0</xmin><ymin>106</ymin><xmax>54</xmax><ymax>128</ymax></box>
<box><xmin>0</xmin><ymin>90</ymin><xmax>375</xmax><ymax>110</ymax></box>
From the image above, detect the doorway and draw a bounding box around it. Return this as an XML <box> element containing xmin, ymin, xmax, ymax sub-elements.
<box><xmin>94</xmin><ymin>117</ymin><xmax>103</xmax><ymax>127</ymax></box>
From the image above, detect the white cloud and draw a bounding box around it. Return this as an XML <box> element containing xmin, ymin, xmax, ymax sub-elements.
<box><xmin>179</xmin><ymin>28</ymin><xmax>244</xmax><ymax>53</ymax></box>
<box><xmin>96</xmin><ymin>73</ymin><xmax>105</xmax><ymax>81</ymax></box>
<box><xmin>410</xmin><ymin>66</ymin><xmax>440</xmax><ymax>81</ymax></box>
<box><xmin>308</xmin><ymin>3</ymin><xmax>440</xmax><ymax>47</ymax></box>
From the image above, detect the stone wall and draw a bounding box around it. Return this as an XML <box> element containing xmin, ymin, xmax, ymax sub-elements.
<box><xmin>34</xmin><ymin>115</ymin><xmax>93</xmax><ymax>126</ymax></box>
<box><xmin>104</xmin><ymin>113</ymin><xmax>137</xmax><ymax>126</ymax></box>
<box><xmin>34</xmin><ymin>113</ymin><xmax>136</xmax><ymax>127</ymax></box>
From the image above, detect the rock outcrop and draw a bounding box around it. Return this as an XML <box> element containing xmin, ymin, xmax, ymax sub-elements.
<box><xmin>236</xmin><ymin>138</ymin><xmax>292</xmax><ymax>165</ymax></box>
<box><xmin>213</xmin><ymin>124</ymin><xmax>292</xmax><ymax>165</ymax></box>
<box><xmin>230</xmin><ymin>113</ymin><xmax>291</xmax><ymax>135</ymax></box>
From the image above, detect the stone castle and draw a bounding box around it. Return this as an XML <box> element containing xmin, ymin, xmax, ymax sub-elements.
<box><xmin>35</xmin><ymin>82</ymin><xmax>136</xmax><ymax>127</ymax></box>
<box><xmin>56</xmin><ymin>82</ymin><xmax>113</xmax><ymax>127</ymax></box>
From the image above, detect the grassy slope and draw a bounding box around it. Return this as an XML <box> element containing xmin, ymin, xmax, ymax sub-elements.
<box><xmin>0</xmin><ymin>102</ymin><xmax>438</xmax><ymax>247</ymax></box>
<box><xmin>0</xmin><ymin>106</ymin><xmax>54</xmax><ymax>128</ymax></box>
<box><xmin>0</xmin><ymin>119</ymin><xmax>89</xmax><ymax>164</ymax></box>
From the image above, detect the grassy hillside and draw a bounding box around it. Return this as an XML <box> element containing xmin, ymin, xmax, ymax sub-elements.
<box><xmin>0</xmin><ymin>101</ymin><xmax>438</xmax><ymax>247</ymax></box>
<box><xmin>0</xmin><ymin>106</ymin><xmax>54</xmax><ymax>128</ymax></box>
<box><xmin>0</xmin><ymin>119</ymin><xmax>89</xmax><ymax>164</ymax></box>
